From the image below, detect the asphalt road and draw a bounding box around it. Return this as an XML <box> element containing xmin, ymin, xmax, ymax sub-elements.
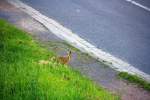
<box><xmin>22</xmin><ymin>0</ymin><xmax>150</xmax><ymax>74</ymax></box>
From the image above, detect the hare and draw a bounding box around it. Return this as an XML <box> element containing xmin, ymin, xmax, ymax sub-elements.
<box><xmin>57</xmin><ymin>51</ymin><xmax>72</xmax><ymax>65</ymax></box>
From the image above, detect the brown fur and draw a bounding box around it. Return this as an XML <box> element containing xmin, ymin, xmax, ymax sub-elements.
<box><xmin>57</xmin><ymin>51</ymin><xmax>72</xmax><ymax>65</ymax></box>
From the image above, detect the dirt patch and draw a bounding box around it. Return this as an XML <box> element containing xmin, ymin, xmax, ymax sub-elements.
<box><xmin>0</xmin><ymin>0</ymin><xmax>19</xmax><ymax>12</ymax></box>
<box><xmin>16</xmin><ymin>18</ymin><xmax>47</xmax><ymax>33</ymax></box>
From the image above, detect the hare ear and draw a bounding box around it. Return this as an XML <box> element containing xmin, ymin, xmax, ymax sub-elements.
<box><xmin>69</xmin><ymin>50</ymin><xmax>72</xmax><ymax>54</ymax></box>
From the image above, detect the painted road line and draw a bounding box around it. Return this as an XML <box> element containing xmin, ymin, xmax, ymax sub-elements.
<box><xmin>7</xmin><ymin>0</ymin><xmax>150</xmax><ymax>82</ymax></box>
<box><xmin>126</xmin><ymin>0</ymin><xmax>150</xmax><ymax>12</ymax></box>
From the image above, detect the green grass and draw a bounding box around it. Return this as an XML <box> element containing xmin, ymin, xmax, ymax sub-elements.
<box><xmin>118</xmin><ymin>72</ymin><xmax>150</xmax><ymax>91</ymax></box>
<box><xmin>0</xmin><ymin>19</ymin><xmax>119</xmax><ymax>100</ymax></box>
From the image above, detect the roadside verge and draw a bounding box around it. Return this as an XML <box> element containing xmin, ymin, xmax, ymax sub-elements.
<box><xmin>7</xmin><ymin>0</ymin><xmax>150</xmax><ymax>82</ymax></box>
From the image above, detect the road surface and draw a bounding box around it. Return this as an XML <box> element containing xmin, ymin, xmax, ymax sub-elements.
<box><xmin>22</xmin><ymin>0</ymin><xmax>150</xmax><ymax>74</ymax></box>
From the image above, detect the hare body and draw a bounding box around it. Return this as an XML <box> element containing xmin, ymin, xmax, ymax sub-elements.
<box><xmin>58</xmin><ymin>51</ymin><xmax>72</xmax><ymax>65</ymax></box>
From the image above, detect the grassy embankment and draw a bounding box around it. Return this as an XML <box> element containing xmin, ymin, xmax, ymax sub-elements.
<box><xmin>0</xmin><ymin>19</ymin><xmax>119</xmax><ymax>100</ymax></box>
<box><xmin>118</xmin><ymin>72</ymin><xmax>150</xmax><ymax>91</ymax></box>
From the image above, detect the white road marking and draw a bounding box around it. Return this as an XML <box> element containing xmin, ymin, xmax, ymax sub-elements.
<box><xmin>7</xmin><ymin>0</ymin><xmax>150</xmax><ymax>82</ymax></box>
<box><xmin>126</xmin><ymin>0</ymin><xmax>150</xmax><ymax>12</ymax></box>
